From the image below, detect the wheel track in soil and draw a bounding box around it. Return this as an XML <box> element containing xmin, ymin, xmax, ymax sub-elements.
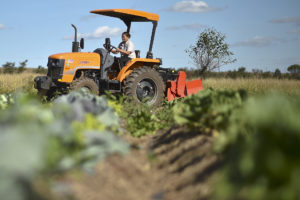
<box><xmin>59</xmin><ymin>127</ymin><xmax>223</xmax><ymax>200</ymax></box>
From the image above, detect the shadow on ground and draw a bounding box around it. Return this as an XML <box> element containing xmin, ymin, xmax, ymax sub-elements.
<box><xmin>55</xmin><ymin>127</ymin><xmax>224</xmax><ymax>200</ymax></box>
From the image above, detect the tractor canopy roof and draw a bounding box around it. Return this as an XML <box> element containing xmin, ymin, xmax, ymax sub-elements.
<box><xmin>90</xmin><ymin>9</ymin><xmax>159</xmax><ymax>22</ymax></box>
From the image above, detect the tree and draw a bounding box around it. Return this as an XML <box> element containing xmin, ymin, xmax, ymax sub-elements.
<box><xmin>2</xmin><ymin>62</ymin><xmax>16</xmax><ymax>74</ymax></box>
<box><xmin>185</xmin><ymin>28</ymin><xmax>236</xmax><ymax>76</ymax></box>
<box><xmin>35</xmin><ymin>65</ymin><xmax>47</xmax><ymax>74</ymax></box>
<box><xmin>274</xmin><ymin>68</ymin><xmax>281</xmax><ymax>79</ymax></box>
<box><xmin>287</xmin><ymin>64</ymin><xmax>300</xmax><ymax>74</ymax></box>
<box><xmin>237</xmin><ymin>66</ymin><xmax>248</xmax><ymax>78</ymax></box>
<box><xmin>238</xmin><ymin>67</ymin><xmax>246</xmax><ymax>73</ymax></box>
<box><xmin>252</xmin><ymin>69</ymin><xmax>263</xmax><ymax>74</ymax></box>
<box><xmin>17</xmin><ymin>59</ymin><xmax>28</xmax><ymax>73</ymax></box>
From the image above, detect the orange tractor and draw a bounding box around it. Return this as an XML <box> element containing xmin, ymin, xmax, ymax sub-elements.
<box><xmin>34</xmin><ymin>9</ymin><xmax>203</xmax><ymax>106</ymax></box>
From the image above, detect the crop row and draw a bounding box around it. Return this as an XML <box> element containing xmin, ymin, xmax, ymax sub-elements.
<box><xmin>0</xmin><ymin>90</ymin><xmax>129</xmax><ymax>200</ymax></box>
<box><xmin>171</xmin><ymin>89</ymin><xmax>300</xmax><ymax>200</ymax></box>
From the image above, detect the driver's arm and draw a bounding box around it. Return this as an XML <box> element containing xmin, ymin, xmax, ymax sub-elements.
<box><xmin>111</xmin><ymin>49</ymin><xmax>118</xmax><ymax>54</ymax></box>
<box><xmin>111</xmin><ymin>43</ymin><xmax>121</xmax><ymax>54</ymax></box>
<box><xmin>116</xmin><ymin>48</ymin><xmax>131</xmax><ymax>56</ymax></box>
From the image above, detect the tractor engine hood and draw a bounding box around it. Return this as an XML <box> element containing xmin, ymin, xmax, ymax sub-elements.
<box><xmin>47</xmin><ymin>52</ymin><xmax>100</xmax><ymax>83</ymax></box>
<box><xmin>49</xmin><ymin>52</ymin><xmax>100</xmax><ymax>67</ymax></box>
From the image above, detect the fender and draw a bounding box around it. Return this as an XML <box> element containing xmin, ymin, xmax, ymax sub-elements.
<box><xmin>117</xmin><ymin>58</ymin><xmax>161</xmax><ymax>82</ymax></box>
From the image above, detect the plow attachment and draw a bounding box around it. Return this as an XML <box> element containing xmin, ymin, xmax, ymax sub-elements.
<box><xmin>166</xmin><ymin>71</ymin><xmax>203</xmax><ymax>101</ymax></box>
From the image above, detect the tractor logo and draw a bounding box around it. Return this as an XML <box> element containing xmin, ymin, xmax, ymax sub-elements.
<box><xmin>79</xmin><ymin>61</ymin><xmax>90</xmax><ymax>65</ymax></box>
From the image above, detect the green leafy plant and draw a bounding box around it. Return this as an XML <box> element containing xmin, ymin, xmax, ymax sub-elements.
<box><xmin>0</xmin><ymin>90</ymin><xmax>129</xmax><ymax>199</ymax></box>
<box><xmin>0</xmin><ymin>93</ymin><xmax>14</xmax><ymax>109</ymax></box>
<box><xmin>213</xmin><ymin>94</ymin><xmax>300</xmax><ymax>200</ymax></box>
<box><xmin>118</xmin><ymin>98</ymin><xmax>175</xmax><ymax>137</ymax></box>
<box><xmin>173</xmin><ymin>88</ymin><xmax>247</xmax><ymax>132</ymax></box>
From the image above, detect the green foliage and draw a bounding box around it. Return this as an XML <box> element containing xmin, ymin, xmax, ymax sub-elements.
<box><xmin>126</xmin><ymin>107</ymin><xmax>163</xmax><ymax>137</ymax></box>
<box><xmin>213</xmin><ymin>94</ymin><xmax>300</xmax><ymax>200</ymax></box>
<box><xmin>171</xmin><ymin>89</ymin><xmax>300</xmax><ymax>199</ymax></box>
<box><xmin>1</xmin><ymin>59</ymin><xmax>28</xmax><ymax>74</ymax></box>
<box><xmin>114</xmin><ymin>97</ymin><xmax>175</xmax><ymax>137</ymax></box>
<box><xmin>17</xmin><ymin>59</ymin><xmax>28</xmax><ymax>73</ymax></box>
<box><xmin>0</xmin><ymin>90</ymin><xmax>129</xmax><ymax>199</ymax></box>
<box><xmin>173</xmin><ymin>89</ymin><xmax>246</xmax><ymax>132</ymax></box>
<box><xmin>2</xmin><ymin>61</ymin><xmax>16</xmax><ymax>74</ymax></box>
<box><xmin>274</xmin><ymin>68</ymin><xmax>281</xmax><ymax>78</ymax></box>
<box><xmin>238</xmin><ymin>67</ymin><xmax>246</xmax><ymax>73</ymax></box>
<box><xmin>287</xmin><ymin>64</ymin><xmax>300</xmax><ymax>74</ymax></box>
<box><xmin>185</xmin><ymin>28</ymin><xmax>236</xmax><ymax>75</ymax></box>
<box><xmin>0</xmin><ymin>93</ymin><xmax>14</xmax><ymax>109</ymax></box>
<box><xmin>35</xmin><ymin>65</ymin><xmax>48</xmax><ymax>74</ymax></box>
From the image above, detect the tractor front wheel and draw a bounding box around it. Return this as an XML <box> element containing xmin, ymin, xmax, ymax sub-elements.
<box><xmin>70</xmin><ymin>77</ymin><xmax>99</xmax><ymax>95</ymax></box>
<box><xmin>37</xmin><ymin>88</ymin><xmax>57</xmax><ymax>101</ymax></box>
<box><xmin>123</xmin><ymin>66</ymin><xmax>165</xmax><ymax>107</ymax></box>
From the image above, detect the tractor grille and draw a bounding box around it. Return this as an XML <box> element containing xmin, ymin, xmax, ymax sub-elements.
<box><xmin>47</xmin><ymin>58</ymin><xmax>65</xmax><ymax>80</ymax></box>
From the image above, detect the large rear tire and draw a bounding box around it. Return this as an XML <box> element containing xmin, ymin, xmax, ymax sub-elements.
<box><xmin>123</xmin><ymin>66</ymin><xmax>165</xmax><ymax>107</ymax></box>
<box><xmin>70</xmin><ymin>77</ymin><xmax>99</xmax><ymax>95</ymax></box>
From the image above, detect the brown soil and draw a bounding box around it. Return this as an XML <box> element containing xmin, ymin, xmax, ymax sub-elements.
<box><xmin>55</xmin><ymin>127</ymin><xmax>223</xmax><ymax>200</ymax></box>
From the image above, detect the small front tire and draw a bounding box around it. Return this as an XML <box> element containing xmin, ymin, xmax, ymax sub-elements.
<box><xmin>70</xmin><ymin>78</ymin><xmax>99</xmax><ymax>95</ymax></box>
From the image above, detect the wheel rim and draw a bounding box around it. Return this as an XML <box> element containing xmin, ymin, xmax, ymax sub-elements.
<box><xmin>136</xmin><ymin>78</ymin><xmax>158</xmax><ymax>105</ymax></box>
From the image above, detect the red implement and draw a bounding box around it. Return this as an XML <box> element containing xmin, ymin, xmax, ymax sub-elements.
<box><xmin>167</xmin><ymin>71</ymin><xmax>203</xmax><ymax>101</ymax></box>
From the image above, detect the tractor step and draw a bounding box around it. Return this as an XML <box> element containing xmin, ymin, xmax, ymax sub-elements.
<box><xmin>107</xmin><ymin>80</ymin><xmax>120</xmax><ymax>84</ymax></box>
<box><xmin>100</xmin><ymin>79</ymin><xmax>121</xmax><ymax>93</ymax></box>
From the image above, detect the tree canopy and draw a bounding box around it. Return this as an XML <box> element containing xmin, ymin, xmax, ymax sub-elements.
<box><xmin>186</xmin><ymin>28</ymin><xmax>236</xmax><ymax>76</ymax></box>
<box><xmin>287</xmin><ymin>64</ymin><xmax>300</xmax><ymax>74</ymax></box>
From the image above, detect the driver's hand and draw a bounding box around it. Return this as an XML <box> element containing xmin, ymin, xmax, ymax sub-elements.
<box><xmin>116</xmin><ymin>48</ymin><xmax>120</xmax><ymax>53</ymax></box>
<box><xmin>111</xmin><ymin>49</ymin><xmax>118</xmax><ymax>54</ymax></box>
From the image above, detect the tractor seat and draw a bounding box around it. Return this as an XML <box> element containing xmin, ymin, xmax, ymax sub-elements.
<box><xmin>135</xmin><ymin>50</ymin><xmax>140</xmax><ymax>58</ymax></box>
<box><xmin>93</xmin><ymin>48</ymin><xmax>114</xmax><ymax>79</ymax></box>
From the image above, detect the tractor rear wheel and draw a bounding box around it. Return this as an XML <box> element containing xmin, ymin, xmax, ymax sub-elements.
<box><xmin>70</xmin><ymin>77</ymin><xmax>99</xmax><ymax>95</ymax></box>
<box><xmin>123</xmin><ymin>66</ymin><xmax>165</xmax><ymax>107</ymax></box>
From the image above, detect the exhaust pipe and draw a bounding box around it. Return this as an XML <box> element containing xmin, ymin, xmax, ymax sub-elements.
<box><xmin>71</xmin><ymin>24</ymin><xmax>79</xmax><ymax>52</ymax></box>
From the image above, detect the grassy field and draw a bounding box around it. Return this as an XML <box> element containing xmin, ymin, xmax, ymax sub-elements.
<box><xmin>203</xmin><ymin>78</ymin><xmax>300</xmax><ymax>96</ymax></box>
<box><xmin>0</xmin><ymin>73</ymin><xmax>40</xmax><ymax>93</ymax></box>
<box><xmin>1</xmin><ymin>73</ymin><xmax>300</xmax><ymax>200</ymax></box>
<box><xmin>1</xmin><ymin>73</ymin><xmax>300</xmax><ymax>96</ymax></box>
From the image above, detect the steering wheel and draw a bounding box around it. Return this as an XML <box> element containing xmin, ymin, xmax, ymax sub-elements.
<box><xmin>109</xmin><ymin>45</ymin><xmax>117</xmax><ymax>51</ymax></box>
<box><xmin>103</xmin><ymin>44</ymin><xmax>117</xmax><ymax>52</ymax></box>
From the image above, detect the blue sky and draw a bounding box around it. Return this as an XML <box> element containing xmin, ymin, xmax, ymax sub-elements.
<box><xmin>1</xmin><ymin>0</ymin><xmax>300</xmax><ymax>72</ymax></box>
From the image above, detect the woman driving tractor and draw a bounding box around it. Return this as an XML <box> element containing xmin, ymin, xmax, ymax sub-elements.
<box><xmin>112</xmin><ymin>32</ymin><xmax>136</xmax><ymax>67</ymax></box>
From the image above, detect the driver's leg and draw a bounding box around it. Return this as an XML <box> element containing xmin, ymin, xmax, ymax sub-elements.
<box><xmin>120</xmin><ymin>57</ymin><xmax>131</xmax><ymax>68</ymax></box>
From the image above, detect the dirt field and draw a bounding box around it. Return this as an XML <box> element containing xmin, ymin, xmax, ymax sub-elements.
<box><xmin>53</xmin><ymin>127</ymin><xmax>222</xmax><ymax>200</ymax></box>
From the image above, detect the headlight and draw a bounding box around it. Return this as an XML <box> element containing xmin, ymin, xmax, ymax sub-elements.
<box><xmin>48</xmin><ymin>58</ymin><xmax>64</xmax><ymax>68</ymax></box>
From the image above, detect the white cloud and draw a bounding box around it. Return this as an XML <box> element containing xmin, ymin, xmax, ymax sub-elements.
<box><xmin>233</xmin><ymin>36</ymin><xmax>282</xmax><ymax>47</ymax></box>
<box><xmin>166</xmin><ymin>23</ymin><xmax>207</xmax><ymax>30</ymax></box>
<box><xmin>64</xmin><ymin>26</ymin><xmax>122</xmax><ymax>40</ymax></box>
<box><xmin>0</xmin><ymin>24</ymin><xmax>5</xmax><ymax>30</ymax></box>
<box><xmin>270</xmin><ymin>17</ymin><xmax>300</xmax><ymax>26</ymax></box>
<box><xmin>168</xmin><ymin>1</ymin><xmax>221</xmax><ymax>13</ymax></box>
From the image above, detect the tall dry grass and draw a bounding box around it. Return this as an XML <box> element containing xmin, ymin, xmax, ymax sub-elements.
<box><xmin>203</xmin><ymin>78</ymin><xmax>300</xmax><ymax>96</ymax></box>
<box><xmin>1</xmin><ymin>73</ymin><xmax>300</xmax><ymax>96</ymax></box>
<box><xmin>0</xmin><ymin>73</ymin><xmax>41</xmax><ymax>94</ymax></box>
